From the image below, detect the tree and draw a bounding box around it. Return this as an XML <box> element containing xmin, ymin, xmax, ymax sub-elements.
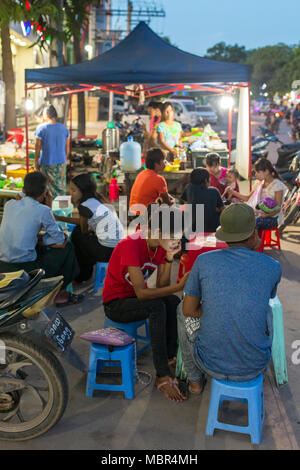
<box><xmin>35</xmin><ymin>1</ymin><xmax>100</xmax><ymax>135</ymax></box>
<box><xmin>205</xmin><ymin>42</ymin><xmax>247</xmax><ymax>63</ymax></box>
<box><xmin>246</xmin><ymin>44</ymin><xmax>293</xmax><ymax>98</ymax></box>
<box><xmin>0</xmin><ymin>0</ymin><xmax>57</xmax><ymax>131</ymax></box>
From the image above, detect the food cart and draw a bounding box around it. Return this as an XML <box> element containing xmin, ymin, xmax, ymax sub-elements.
<box><xmin>24</xmin><ymin>22</ymin><xmax>252</xmax><ymax>199</ymax></box>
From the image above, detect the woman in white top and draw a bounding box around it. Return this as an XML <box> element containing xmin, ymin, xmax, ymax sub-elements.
<box><xmin>57</xmin><ymin>173</ymin><xmax>124</xmax><ymax>283</ymax></box>
<box><xmin>228</xmin><ymin>158</ymin><xmax>286</xmax><ymax>230</ymax></box>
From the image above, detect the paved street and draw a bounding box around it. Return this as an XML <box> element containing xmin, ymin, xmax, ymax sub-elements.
<box><xmin>0</xmin><ymin>114</ymin><xmax>299</xmax><ymax>452</ymax></box>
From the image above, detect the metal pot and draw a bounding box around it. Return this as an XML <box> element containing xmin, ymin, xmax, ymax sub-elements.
<box><xmin>0</xmin><ymin>158</ymin><xmax>6</xmax><ymax>176</ymax></box>
<box><xmin>102</xmin><ymin>127</ymin><xmax>120</xmax><ymax>153</ymax></box>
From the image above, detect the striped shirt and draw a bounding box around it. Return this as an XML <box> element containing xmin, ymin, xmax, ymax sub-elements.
<box><xmin>79</xmin><ymin>198</ymin><xmax>124</xmax><ymax>248</ymax></box>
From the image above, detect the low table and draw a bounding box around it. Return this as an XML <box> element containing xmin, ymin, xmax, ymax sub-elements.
<box><xmin>177</xmin><ymin>233</ymin><xmax>228</xmax><ymax>281</ymax></box>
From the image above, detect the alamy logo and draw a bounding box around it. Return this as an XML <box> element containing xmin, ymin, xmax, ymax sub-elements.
<box><xmin>291</xmin><ymin>340</ymin><xmax>300</xmax><ymax>365</ymax></box>
<box><xmin>0</xmin><ymin>340</ymin><xmax>5</xmax><ymax>364</ymax></box>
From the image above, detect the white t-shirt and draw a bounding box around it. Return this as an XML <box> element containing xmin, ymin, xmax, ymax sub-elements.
<box><xmin>261</xmin><ymin>179</ymin><xmax>286</xmax><ymax>224</ymax></box>
<box><xmin>79</xmin><ymin>198</ymin><xmax>124</xmax><ymax>248</ymax></box>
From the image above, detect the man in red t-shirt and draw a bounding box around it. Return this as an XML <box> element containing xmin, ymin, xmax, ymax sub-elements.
<box><xmin>103</xmin><ymin>207</ymin><xmax>189</xmax><ymax>403</ymax></box>
<box><xmin>129</xmin><ymin>148</ymin><xmax>175</xmax><ymax>215</ymax></box>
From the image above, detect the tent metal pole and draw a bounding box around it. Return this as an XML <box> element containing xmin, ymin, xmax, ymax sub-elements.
<box><xmin>228</xmin><ymin>86</ymin><xmax>232</xmax><ymax>167</ymax></box>
<box><xmin>25</xmin><ymin>83</ymin><xmax>29</xmax><ymax>174</ymax></box>
<box><xmin>248</xmin><ymin>84</ymin><xmax>252</xmax><ymax>191</ymax></box>
<box><xmin>69</xmin><ymin>94</ymin><xmax>73</xmax><ymax>179</ymax></box>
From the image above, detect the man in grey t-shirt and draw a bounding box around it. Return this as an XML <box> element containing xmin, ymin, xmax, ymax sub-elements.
<box><xmin>178</xmin><ymin>203</ymin><xmax>282</xmax><ymax>394</ymax></box>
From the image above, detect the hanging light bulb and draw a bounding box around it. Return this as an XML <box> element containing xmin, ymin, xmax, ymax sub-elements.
<box><xmin>25</xmin><ymin>96</ymin><xmax>34</xmax><ymax>111</ymax></box>
<box><xmin>220</xmin><ymin>95</ymin><xmax>234</xmax><ymax>110</ymax></box>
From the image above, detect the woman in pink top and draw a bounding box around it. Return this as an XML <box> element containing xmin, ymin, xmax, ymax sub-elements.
<box><xmin>143</xmin><ymin>101</ymin><xmax>163</xmax><ymax>152</ymax></box>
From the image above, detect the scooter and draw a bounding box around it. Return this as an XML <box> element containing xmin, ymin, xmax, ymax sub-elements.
<box><xmin>0</xmin><ymin>269</ymin><xmax>86</xmax><ymax>441</ymax></box>
<box><xmin>279</xmin><ymin>171</ymin><xmax>300</xmax><ymax>233</ymax></box>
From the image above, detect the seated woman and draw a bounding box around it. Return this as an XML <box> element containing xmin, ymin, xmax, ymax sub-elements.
<box><xmin>57</xmin><ymin>173</ymin><xmax>124</xmax><ymax>283</ymax></box>
<box><xmin>0</xmin><ymin>171</ymin><xmax>82</xmax><ymax>306</ymax></box>
<box><xmin>102</xmin><ymin>207</ymin><xmax>189</xmax><ymax>403</ymax></box>
<box><xmin>181</xmin><ymin>168</ymin><xmax>224</xmax><ymax>234</ymax></box>
<box><xmin>227</xmin><ymin>158</ymin><xmax>286</xmax><ymax>230</ymax></box>
<box><xmin>205</xmin><ymin>152</ymin><xmax>228</xmax><ymax>196</ymax></box>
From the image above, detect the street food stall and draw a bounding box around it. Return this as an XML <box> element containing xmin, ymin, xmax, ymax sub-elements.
<box><xmin>24</xmin><ymin>21</ymin><xmax>251</xmax><ymax>201</ymax></box>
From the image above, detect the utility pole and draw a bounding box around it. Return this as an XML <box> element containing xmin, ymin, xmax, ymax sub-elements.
<box><xmin>127</xmin><ymin>1</ymin><xmax>133</xmax><ymax>35</ymax></box>
<box><xmin>106</xmin><ymin>0</ymin><xmax>114</xmax><ymax>122</ymax></box>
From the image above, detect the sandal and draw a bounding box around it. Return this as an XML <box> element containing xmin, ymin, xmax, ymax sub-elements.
<box><xmin>56</xmin><ymin>293</ymin><xmax>85</xmax><ymax>308</ymax></box>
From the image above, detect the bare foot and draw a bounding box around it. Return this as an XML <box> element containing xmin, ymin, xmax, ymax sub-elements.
<box><xmin>156</xmin><ymin>376</ymin><xmax>187</xmax><ymax>403</ymax></box>
<box><xmin>55</xmin><ymin>290</ymin><xmax>69</xmax><ymax>304</ymax></box>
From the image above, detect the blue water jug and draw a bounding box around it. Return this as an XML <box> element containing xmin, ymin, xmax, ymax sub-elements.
<box><xmin>120</xmin><ymin>137</ymin><xmax>141</xmax><ymax>171</ymax></box>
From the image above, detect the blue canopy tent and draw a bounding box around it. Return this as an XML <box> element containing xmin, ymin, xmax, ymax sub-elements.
<box><xmin>25</xmin><ymin>21</ymin><xmax>252</xmax><ymax>178</ymax></box>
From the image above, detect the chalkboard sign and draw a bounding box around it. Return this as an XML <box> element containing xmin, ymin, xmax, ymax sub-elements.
<box><xmin>44</xmin><ymin>312</ymin><xmax>74</xmax><ymax>353</ymax></box>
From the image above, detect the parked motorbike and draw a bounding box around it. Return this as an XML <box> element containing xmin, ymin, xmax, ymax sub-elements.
<box><xmin>279</xmin><ymin>171</ymin><xmax>300</xmax><ymax>233</ymax></box>
<box><xmin>0</xmin><ymin>269</ymin><xmax>86</xmax><ymax>441</ymax></box>
<box><xmin>115</xmin><ymin>116</ymin><xmax>145</xmax><ymax>145</ymax></box>
<box><xmin>223</xmin><ymin>126</ymin><xmax>282</xmax><ymax>164</ymax></box>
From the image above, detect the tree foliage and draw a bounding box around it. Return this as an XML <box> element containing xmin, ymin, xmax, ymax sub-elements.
<box><xmin>205</xmin><ymin>41</ymin><xmax>247</xmax><ymax>63</ymax></box>
<box><xmin>205</xmin><ymin>40</ymin><xmax>300</xmax><ymax>98</ymax></box>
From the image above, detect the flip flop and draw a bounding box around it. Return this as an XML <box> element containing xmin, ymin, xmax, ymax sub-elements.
<box><xmin>56</xmin><ymin>293</ymin><xmax>85</xmax><ymax>307</ymax></box>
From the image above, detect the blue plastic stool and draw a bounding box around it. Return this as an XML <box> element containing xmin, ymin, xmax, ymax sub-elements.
<box><xmin>94</xmin><ymin>262</ymin><xmax>109</xmax><ymax>292</ymax></box>
<box><xmin>104</xmin><ymin>317</ymin><xmax>151</xmax><ymax>356</ymax></box>
<box><xmin>86</xmin><ymin>342</ymin><xmax>136</xmax><ymax>399</ymax></box>
<box><xmin>206</xmin><ymin>374</ymin><xmax>265</xmax><ymax>445</ymax></box>
<box><xmin>67</xmin><ymin>223</ymin><xmax>76</xmax><ymax>233</ymax></box>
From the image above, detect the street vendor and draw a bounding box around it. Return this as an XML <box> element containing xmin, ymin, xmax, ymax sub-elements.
<box><xmin>0</xmin><ymin>171</ymin><xmax>83</xmax><ymax>307</ymax></box>
<box><xmin>143</xmin><ymin>101</ymin><xmax>163</xmax><ymax>153</ymax></box>
<box><xmin>34</xmin><ymin>105</ymin><xmax>70</xmax><ymax>199</ymax></box>
<box><xmin>205</xmin><ymin>152</ymin><xmax>228</xmax><ymax>196</ymax></box>
<box><xmin>102</xmin><ymin>207</ymin><xmax>189</xmax><ymax>403</ymax></box>
<box><xmin>157</xmin><ymin>102</ymin><xmax>183</xmax><ymax>160</ymax></box>
<box><xmin>177</xmin><ymin>203</ymin><xmax>282</xmax><ymax>395</ymax></box>
<box><xmin>129</xmin><ymin>148</ymin><xmax>175</xmax><ymax>215</ymax></box>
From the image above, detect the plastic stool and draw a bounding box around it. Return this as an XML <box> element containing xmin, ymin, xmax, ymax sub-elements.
<box><xmin>86</xmin><ymin>342</ymin><xmax>136</xmax><ymax>399</ymax></box>
<box><xmin>206</xmin><ymin>374</ymin><xmax>265</xmax><ymax>445</ymax></box>
<box><xmin>94</xmin><ymin>262</ymin><xmax>109</xmax><ymax>292</ymax></box>
<box><xmin>67</xmin><ymin>223</ymin><xmax>76</xmax><ymax>233</ymax></box>
<box><xmin>257</xmin><ymin>228</ymin><xmax>281</xmax><ymax>253</ymax></box>
<box><xmin>104</xmin><ymin>317</ymin><xmax>151</xmax><ymax>356</ymax></box>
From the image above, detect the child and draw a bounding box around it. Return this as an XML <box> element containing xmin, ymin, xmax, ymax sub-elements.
<box><xmin>181</xmin><ymin>168</ymin><xmax>224</xmax><ymax>234</ymax></box>
<box><xmin>56</xmin><ymin>173</ymin><xmax>124</xmax><ymax>283</ymax></box>
<box><xmin>223</xmin><ymin>168</ymin><xmax>240</xmax><ymax>203</ymax></box>
<box><xmin>256</xmin><ymin>197</ymin><xmax>281</xmax><ymax>219</ymax></box>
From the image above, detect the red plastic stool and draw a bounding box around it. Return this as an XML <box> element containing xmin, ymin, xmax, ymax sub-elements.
<box><xmin>177</xmin><ymin>254</ymin><xmax>189</xmax><ymax>282</ymax></box>
<box><xmin>257</xmin><ymin>228</ymin><xmax>281</xmax><ymax>253</ymax></box>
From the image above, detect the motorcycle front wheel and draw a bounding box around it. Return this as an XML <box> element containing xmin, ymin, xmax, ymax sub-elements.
<box><xmin>0</xmin><ymin>334</ymin><xmax>68</xmax><ymax>441</ymax></box>
<box><xmin>279</xmin><ymin>201</ymin><xmax>300</xmax><ymax>234</ymax></box>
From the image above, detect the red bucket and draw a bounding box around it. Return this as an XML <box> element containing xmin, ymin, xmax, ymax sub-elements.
<box><xmin>6</xmin><ymin>128</ymin><xmax>24</xmax><ymax>146</ymax></box>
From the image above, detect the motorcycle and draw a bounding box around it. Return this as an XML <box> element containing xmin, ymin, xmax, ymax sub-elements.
<box><xmin>279</xmin><ymin>170</ymin><xmax>300</xmax><ymax>234</ymax></box>
<box><xmin>115</xmin><ymin>116</ymin><xmax>145</xmax><ymax>145</ymax></box>
<box><xmin>0</xmin><ymin>269</ymin><xmax>86</xmax><ymax>441</ymax></box>
<box><xmin>223</xmin><ymin>126</ymin><xmax>282</xmax><ymax>164</ymax></box>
